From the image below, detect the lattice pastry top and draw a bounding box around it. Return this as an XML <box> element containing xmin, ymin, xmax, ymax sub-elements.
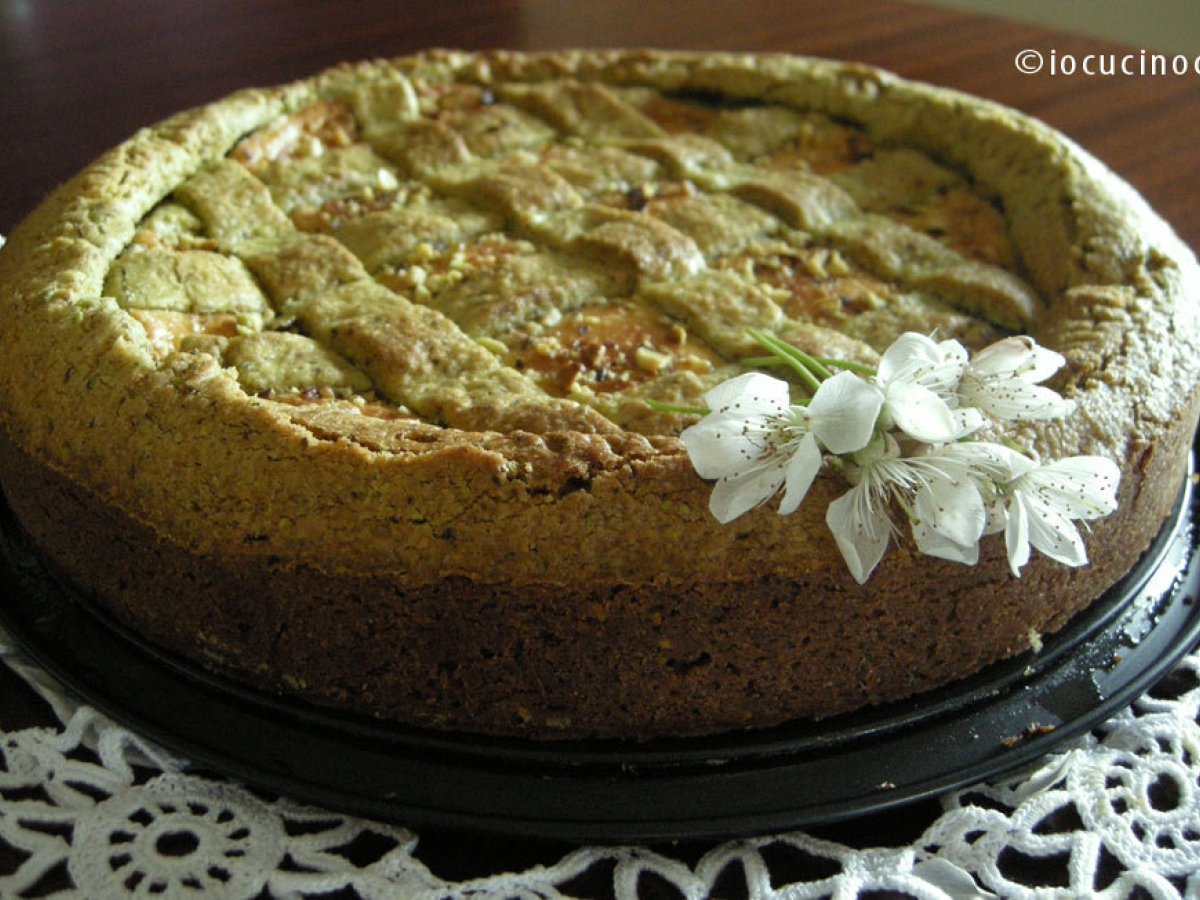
<box><xmin>100</xmin><ymin>57</ymin><xmax>1041</xmax><ymax>442</ymax></box>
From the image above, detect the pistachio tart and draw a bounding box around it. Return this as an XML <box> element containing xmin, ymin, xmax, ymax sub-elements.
<box><xmin>1</xmin><ymin>50</ymin><xmax>1197</xmax><ymax>740</ymax></box>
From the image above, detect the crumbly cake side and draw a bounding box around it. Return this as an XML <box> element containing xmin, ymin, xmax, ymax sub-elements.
<box><xmin>0</xmin><ymin>50</ymin><xmax>1197</xmax><ymax>739</ymax></box>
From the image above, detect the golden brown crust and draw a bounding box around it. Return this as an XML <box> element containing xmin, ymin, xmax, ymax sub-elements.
<box><xmin>1</xmin><ymin>50</ymin><xmax>1198</xmax><ymax>739</ymax></box>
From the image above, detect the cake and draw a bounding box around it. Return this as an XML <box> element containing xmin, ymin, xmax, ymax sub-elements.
<box><xmin>0</xmin><ymin>50</ymin><xmax>1197</xmax><ymax>741</ymax></box>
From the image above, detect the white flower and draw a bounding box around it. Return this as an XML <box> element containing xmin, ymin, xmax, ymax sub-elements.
<box><xmin>874</xmin><ymin>332</ymin><xmax>980</xmax><ymax>443</ymax></box>
<box><xmin>680</xmin><ymin>372</ymin><xmax>797</xmax><ymax>523</ymax></box>
<box><xmin>910</xmin><ymin>441</ymin><xmax>1035</xmax><ymax>565</ymax></box>
<box><xmin>681</xmin><ymin>370</ymin><xmax>882</xmax><ymax>523</ymax></box>
<box><xmin>959</xmin><ymin>335</ymin><xmax>1075</xmax><ymax>421</ymax></box>
<box><xmin>806</xmin><ymin>370</ymin><xmax>886</xmax><ymax>453</ymax></box>
<box><xmin>825</xmin><ymin>438</ymin><xmax>899</xmax><ymax>585</ymax></box>
<box><xmin>1002</xmin><ymin>455</ymin><xmax>1121</xmax><ymax>575</ymax></box>
<box><xmin>675</xmin><ymin>329</ymin><xmax>1121</xmax><ymax>584</ymax></box>
<box><xmin>827</xmin><ymin>437</ymin><xmax>1034</xmax><ymax>583</ymax></box>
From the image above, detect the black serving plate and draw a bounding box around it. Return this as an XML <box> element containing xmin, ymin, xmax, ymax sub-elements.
<box><xmin>2</xmin><ymin>467</ymin><xmax>1199</xmax><ymax>843</ymax></box>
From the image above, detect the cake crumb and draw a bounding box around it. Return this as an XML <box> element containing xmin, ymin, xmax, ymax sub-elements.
<box><xmin>1001</xmin><ymin>722</ymin><xmax>1056</xmax><ymax>746</ymax></box>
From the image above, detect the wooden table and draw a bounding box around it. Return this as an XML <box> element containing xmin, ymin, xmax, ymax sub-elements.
<box><xmin>2</xmin><ymin>0</ymin><xmax>1198</xmax><ymax>890</ymax></box>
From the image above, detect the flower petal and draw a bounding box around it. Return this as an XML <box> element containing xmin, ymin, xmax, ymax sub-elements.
<box><xmin>807</xmin><ymin>371</ymin><xmax>884</xmax><ymax>454</ymax></box>
<box><xmin>708</xmin><ymin>460</ymin><xmax>785</xmax><ymax>523</ymax></box>
<box><xmin>827</xmin><ymin>487</ymin><xmax>891</xmax><ymax>584</ymax></box>
<box><xmin>961</xmin><ymin>379</ymin><xmax>1075</xmax><ymax>422</ymax></box>
<box><xmin>935</xmin><ymin>337</ymin><xmax>971</xmax><ymax>374</ymax></box>
<box><xmin>982</xmin><ymin>489</ymin><xmax>1008</xmax><ymax>535</ymax></box>
<box><xmin>914</xmin><ymin>473</ymin><xmax>985</xmax><ymax>548</ymax></box>
<box><xmin>876</xmin><ymin>332</ymin><xmax>941</xmax><ymax>385</ymax></box>
<box><xmin>680</xmin><ymin>414</ymin><xmax>767</xmax><ymax>480</ymax></box>
<box><xmin>891</xmin><ymin>334</ymin><xmax>967</xmax><ymax>394</ymax></box>
<box><xmin>1025</xmin><ymin>498</ymin><xmax>1088</xmax><ymax>567</ymax></box>
<box><xmin>1005</xmin><ymin>496</ymin><xmax>1031</xmax><ymax>577</ymax></box>
<box><xmin>1023</xmin><ymin>344</ymin><xmax>1067</xmax><ymax>383</ymax></box>
<box><xmin>1027</xmin><ymin>456</ymin><xmax>1120</xmax><ymax>520</ymax></box>
<box><xmin>779</xmin><ymin>432</ymin><xmax>823</xmax><ymax>515</ymax></box>
<box><xmin>886</xmin><ymin>381</ymin><xmax>962</xmax><ymax>443</ymax></box>
<box><xmin>913</xmin><ymin>520</ymin><xmax>980</xmax><ymax>565</ymax></box>
<box><xmin>943</xmin><ymin>440</ymin><xmax>1037</xmax><ymax>482</ymax></box>
<box><xmin>701</xmin><ymin>371</ymin><xmax>790</xmax><ymax>418</ymax></box>
<box><xmin>968</xmin><ymin>336</ymin><xmax>1029</xmax><ymax>377</ymax></box>
<box><xmin>959</xmin><ymin>335</ymin><xmax>1074</xmax><ymax>423</ymax></box>
<box><xmin>953</xmin><ymin>406</ymin><xmax>986</xmax><ymax>439</ymax></box>
<box><xmin>970</xmin><ymin>335</ymin><xmax>1064</xmax><ymax>383</ymax></box>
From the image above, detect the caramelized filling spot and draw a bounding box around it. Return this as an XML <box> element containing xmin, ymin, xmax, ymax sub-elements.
<box><xmin>503</xmin><ymin>304</ymin><xmax>721</xmax><ymax>397</ymax></box>
<box><xmin>289</xmin><ymin>191</ymin><xmax>403</xmax><ymax>234</ymax></box>
<box><xmin>232</xmin><ymin>99</ymin><xmax>360</xmax><ymax>172</ymax></box>
<box><xmin>722</xmin><ymin>246</ymin><xmax>890</xmax><ymax>324</ymax></box>
<box><xmin>763</xmin><ymin>123</ymin><xmax>875</xmax><ymax>174</ymax></box>
<box><xmin>890</xmin><ymin>185</ymin><xmax>1017</xmax><ymax>269</ymax></box>
<box><xmin>129</xmin><ymin>309</ymin><xmax>240</xmax><ymax>357</ymax></box>
<box><xmin>640</xmin><ymin>94</ymin><xmax>722</xmax><ymax>134</ymax></box>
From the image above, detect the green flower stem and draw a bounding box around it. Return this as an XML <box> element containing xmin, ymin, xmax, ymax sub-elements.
<box><xmin>644</xmin><ymin>331</ymin><xmax>879</xmax><ymax>417</ymax></box>
<box><xmin>740</xmin><ymin>354</ymin><xmax>878</xmax><ymax>378</ymax></box>
<box><xmin>812</xmin><ymin>357</ymin><xmax>877</xmax><ymax>377</ymax></box>
<box><xmin>739</xmin><ymin>355</ymin><xmax>786</xmax><ymax>369</ymax></box>
<box><xmin>797</xmin><ymin>352</ymin><xmax>834</xmax><ymax>381</ymax></box>
<box><xmin>644</xmin><ymin>398</ymin><xmax>709</xmax><ymax>416</ymax></box>
<box><xmin>747</xmin><ymin>329</ymin><xmax>822</xmax><ymax>394</ymax></box>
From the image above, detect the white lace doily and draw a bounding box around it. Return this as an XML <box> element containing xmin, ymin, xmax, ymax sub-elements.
<box><xmin>2</xmin><ymin>626</ymin><xmax>1198</xmax><ymax>899</ymax></box>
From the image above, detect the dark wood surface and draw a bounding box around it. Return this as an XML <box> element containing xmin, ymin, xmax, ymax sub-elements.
<box><xmin>1</xmin><ymin>0</ymin><xmax>1198</xmax><ymax>885</ymax></box>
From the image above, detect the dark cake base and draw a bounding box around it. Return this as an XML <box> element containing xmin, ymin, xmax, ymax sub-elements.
<box><xmin>1</xmin><ymin>461</ymin><xmax>1197</xmax><ymax>841</ymax></box>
